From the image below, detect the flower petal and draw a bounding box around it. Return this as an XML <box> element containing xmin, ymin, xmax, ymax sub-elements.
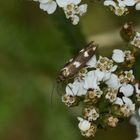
<box><xmin>135</xmin><ymin>83</ymin><xmax>140</xmax><ymax>94</ymax></box>
<box><xmin>123</xmin><ymin>0</ymin><xmax>136</xmax><ymax>6</ymax></box>
<box><xmin>78</xmin><ymin>117</ymin><xmax>91</xmax><ymax>131</ymax></box>
<box><xmin>112</xmin><ymin>49</ymin><xmax>125</xmax><ymax>63</ymax></box>
<box><xmin>56</xmin><ymin>0</ymin><xmax>70</xmax><ymax>7</ymax></box>
<box><xmin>103</xmin><ymin>72</ymin><xmax>111</xmax><ymax>81</ymax></box>
<box><xmin>135</xmin><ymin>3</ymin><xmax>140</xmax><ymax>10</ymax></box>
<box><xmin>95</xmin><ymin>70</ymin><xmax>105</xmax><ymax>81</ymax></box>
<box><xmin>72</xmin><ymin>15</ymin><xmax>80</xmax><ymax>25</ymax></box>
<box><xmin>56</xmin><ymin>0</ymin><xmax>81</xmax><ymax>7</ymax></box>
<box><xmin>114</xmin><ymin>97</ymin><xmax>123</xmax><ymax>106</ymax></box>
<box><xmin>39</xmin><ymin>0</ymin><xmax>50</xmax><ymax>4</ymax></box>
<box><xmin>86</xmin><ymin>55</ymin><xmax>97</xmax><ymax>68</ymax></box>
<box><xmin>110</xmin><ymin>65</ymin><xmax>118</xmax><ymax>72</ymax></box>
<box><xmin>106</xmin><ymin>74</ymin><xmax>121</xmax><ymax>89</ymax></box>
<box><xmin>78</xmin><ymin>4</ymin><xmax>88</xmax><ymax>16</ymax></box>
<box><xmin>120</xmin><ymin>84</ymin><xmax>134</xmax><ymax>97</ymax></box>
<box><xmin>104</xmin><ymin>0</ymin><xmax>116</xmax><ymax>7</ymax></box>
<box><xmin>66</xmin><ymin>83</ymin><xmax>75</xmax><ymax>96</ymax></box>
<box><xmin>122</xmin><ymin>96</ymin><xmax>133</xmax><ymax>105</ymax></box>
<box><xmin>84</xmin><ymin>71</ymin><xmax>99</xmax><ymax>90</ymax></box>
<box><xmin>70</xmin><ymin>0</ymin><xmax>81</xmax><ymax>5</ymax></box>
<box><xmin>40</xmin><ymin>1</ymin><xmax>57</xmax><ymax>14</ymax></box>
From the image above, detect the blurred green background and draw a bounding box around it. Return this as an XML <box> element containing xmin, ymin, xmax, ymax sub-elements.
<box><xmin>0</xmin><ymin>0</ymin><xmax>140</xmax><ymax>140</ymax></box>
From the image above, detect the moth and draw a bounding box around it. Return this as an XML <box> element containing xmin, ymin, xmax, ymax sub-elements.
<box><xmin>57</xmin><ymin>41</ymin><xmax>97</xmax><ymax>82</ymax></box>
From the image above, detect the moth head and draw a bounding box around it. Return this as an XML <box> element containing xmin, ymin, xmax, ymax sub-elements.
<box><xmin>57</xmin><ymin>68</ymin><xmax>69</xmax><ymax>82</ymax></box>
<box><xmin>62</xmin><ymin>68</ymin><xmax>69</xmax><ymax>76</ymax></box>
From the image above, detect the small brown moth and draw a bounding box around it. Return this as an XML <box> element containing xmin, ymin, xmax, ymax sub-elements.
<box><xmin>57</xmin><ymin>41</ymin><xmax>97</xmax><ymax>82</ymax></box>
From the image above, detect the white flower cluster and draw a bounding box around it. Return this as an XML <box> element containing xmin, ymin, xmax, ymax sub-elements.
<box><xmin>32</xmin><ymin>0</ymin><xmax>140</xmax><ymax>24</ymax></box>
<box><xmin>62</xmin><ymin>45</ymin><xmax>140</xmax><ymax>137</ymax></box>
<box><xmin>104</xmin><ymin>0</ymin><xmax>140</xmax><ymax>16</ymax></box>
<box><xmin>33</xmin><ymin>0</ymin><xmax>87</xmax><ymax>25</ymax></box>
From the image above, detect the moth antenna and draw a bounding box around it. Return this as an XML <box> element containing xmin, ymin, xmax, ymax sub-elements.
<box><xmin>56</xmin><ymin>83</ymin><xmax>61</xmax><ymax>96</ymax></box>
<box><xmin>50</xmin><ymin>80</ymin><xmax>64</xmax><ymax>106</ymax></box>
<box><xmin>50</xmin><ymin>80</ymin><xmax>57</xmax><ymax>107</ymax></box>
<box><xmin>50</xmin><ymin>82</ymin><xmax>63</xmax><ymax>106</ymax></box>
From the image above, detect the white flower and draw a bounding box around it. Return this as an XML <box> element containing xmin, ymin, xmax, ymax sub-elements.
<box><xmin>105</xmin><ymin>88</ymin><xmax>118</xmax><ymax>103</ymax></box>
<box><xmin>123</xmin><ymin>0</ymin><xmax>136</xmax><ymax>6</ymax></box>
<box><xmin>114</xmin><ymin>97</ymin><xmax>135</xmax><ymax>117</ymax></box>
<box><xmin>79</xmin><ymin>4</ymin><xmax>88</xmax><ymax>16</ymax></box>
<box><xmin>34</xmin><ymin>0</ymin><xmax>87</xmax><ymax>25</ymax></box>
<box><xmin>96</xmin><ymin>56</ymin><xmax>117</xmax><ymax>72</ymax></box>
<box><xmin>119</xmin><ymin>70</ymin><xmax>135</xmax><ymax>84</ymax></box>
<box><xmin>135</xmin><ymin>83</ymin><xmax>140</xmax><ymax>94</ymax></box>
<box><xmin>71</xmin><ymin>15</ymin><xmax>80</xmax><ymax>25</ymax></box>
<box><xmin>87</xmin><ymin>56</ymin><xmax>115</xmax><ymax>82</ymax></box>
<box><xmin>111</xmin><ymin>65</ymin><xmax>118</xmax><ymax>72</ymax></box>
<box><xmin>66</xmin><ymin>79</ymin><xmax>86</xmax><ymax>96</ymax></box>
<box><xmin>114</xmin><ymin>97</ymin><xmax>135</xmax><ymax>113</ymax></box>
<box><xmin>56</xmin><ymin>0</ymin><xmax>87</xmax><ymax>25</ymax></box>
<box><xmin>104</xmin><ymin>0</ymin><xmax>128</xmax><ymax>16</ymax></box>
<box><xmin>88</xmin><ymin>109</ymin><xmax>99</xmax><ymax>121</ymax></box>
<box><xmin>84</xmin><ymin>107</ymin><xmax>99</xmax><ymax>121</ymax></box>
<box><xmin>114</xmin><ymin>97</ymin><xmax>124</xmax><ymax>105</ymax></box>
<box><xmin>122</xmin><ymin>96</ymin><xmax>133</xmax><ymax>106</ymax></box>
<box><xmin>84</xmin><ymin>71</ymin><xmax>99</xmax><ymax>90</ymax></box>
<box><xmin>78</xmin><ymin>117</ymin><xmax>91</xmax><ymax>131</ymax></box>
<box><xmin>103</xmin><ymin>72</ymin><xmax>112</xmax><ymax>81</ymax></box>
<box><xmin>104</xmin><ymin>0</ymin><xmax>117</xmax><ymax>7</ymax></box>
<box><xmin>131</xmin><ymin>32</ymin><xmax>140</xmax><ymax>48</ymax></box>
<box><xmin>135</xmin><ymin>2</ymin><xmax>140</xmax><ymax>10</ymax></box>
<box><xmin>106</xmin><ymin>74</ymin><xmax>121</xmax><ymax>89</ymax></box>
<box><xmin>86</xmin><ymin>55</ymin><xmax>97</xmax><ymax>68</ymax></box>
<box><xmin>39</xmin><ymin>0</ymin><xmax>50</xmax><ymax>3</ymax></box>
<box><xmin>62</xmin><ymin>94</ymin><xmax>77</xmax><ymax>107</ymax></box>
<box><xmin>92</xmin><ymin>89</ymin><xmax>103</xmax><ymax>98</ymax></box>
<box><xmin>120</xmin><ymin>84</ymin><xmax>134</xmax><ymax>97</ymax></box>
<box><xmin>94</xmin><ymin>70</ymin><xmax>111</xmax><ymax>82</ymax></box>
<box><xmin>94</xmin><ymin>70</ymin><xmax>105</xmax><ymax>81</ymax></box>
<box><xmin>56</xmin><ymin>0</ymin><xmax>81</xmax><ymax>7</ymax></box>
<box><xmin>118</xmin><ymin>0</ymin><xmax>126</xmax><ymax>7</ymax></box>
<box><xmin>112</xmin><ymin>49</ymin><xmax>125</xmax><ymax>63</ymax></box>
<box><xmin>39</xmin><ymin>0</ymin><xmax>57</xmax><ymax>14</ymax></box>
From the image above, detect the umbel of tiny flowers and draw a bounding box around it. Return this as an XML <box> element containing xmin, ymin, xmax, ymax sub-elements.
<box><xmin>32</xmin><ymin>0</ymin><xmax>140</xmax><ymax>24</ymax></box>
<box><xmin>33</xmin><ymin>0</ymin><xmax>88</xmax><ymax>25</ymax></box>
<box><xmin>61</xmin><ymin>28</ymin><xmax>140</xmax><ymax>137</ymax></box>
